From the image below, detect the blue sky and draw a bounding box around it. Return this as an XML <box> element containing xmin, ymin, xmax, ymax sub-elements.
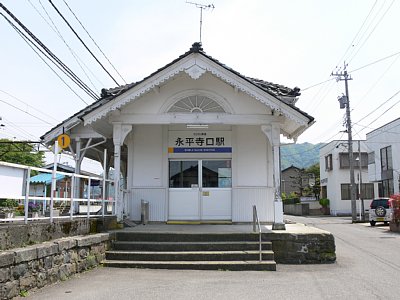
<box><xmin>1</xmin><ymin>0</ymin><xmax>399</xmax><ymax>148</ymax></box>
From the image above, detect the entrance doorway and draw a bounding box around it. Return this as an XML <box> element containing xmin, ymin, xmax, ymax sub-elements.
<box><xmin>168</xmin><ymin>159</ymin><xmax>232</xmax><ymax>220</ymax></box>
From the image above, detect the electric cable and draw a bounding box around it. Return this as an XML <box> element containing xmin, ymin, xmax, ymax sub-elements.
<box><xmin>0</xmin><ymin>89</ymin><xmax>59</xmax><ymax>123</ymax></box>
<box><xmin>0</xmin><ymin>11</ymin><xmax>92</xmax><ymax>104</ymax></box>
<box><xmin>28</xmin><ymin>0</ymin><xmax>100</xmax><ymax>92</ymax></box>
<box><xmin>48</xmin><ymin>0</ymin><xmax>121</xmax><ymax>86</ymax></box>
<box><xmin>0</xmin><ymin>4</ymin><xmax>99</xmax><ymax>101</ymax></box>
<box><xmin>62</xmin><ymin>0</ymin><xmax>127</xmax><ymax>85</ymax></box>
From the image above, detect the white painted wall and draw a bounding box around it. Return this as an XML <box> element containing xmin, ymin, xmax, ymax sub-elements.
<box><xmin>122</xmin><ymin>72</ymin><xmax>271</xmax><ymax>116</ymax></box>
<box><xmin>0</xmin><ymin>165</ymin><xmax>25</xmax><ymax>199</ymax></box>
<box><xmin>320</xmin><ymin>140</ymin><xmax>377</xmax><ymax>216</ymax></box>
<box><xmin>366</xmin><ymin>118</ymin><xmax>400</xmax><ymax>195</ymax></box>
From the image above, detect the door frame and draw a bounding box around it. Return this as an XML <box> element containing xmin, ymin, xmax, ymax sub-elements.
<box><xmin>168</xmin><ymin>159</ymin><xmax>232</xmax><ymax>220</ymax></box>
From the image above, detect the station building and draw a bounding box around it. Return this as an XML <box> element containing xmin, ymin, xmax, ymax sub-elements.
<box><xmin>41</xmin><ymin>43</ymin><xmax>314</xmax><ymax>228</ymax></box>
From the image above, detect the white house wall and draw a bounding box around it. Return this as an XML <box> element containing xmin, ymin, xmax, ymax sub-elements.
<box><xmin>0</xmin><ymin>165</ymin><xmax>25</xmax><ymax>199</ymax></box>
<box><xmin>127</xmin><ymin>124</ymin><xmax>274</xmax><ymax>222</ymax></box>
<box><xmin>320</xmin><ymin>141</ymin><xmax>377</xmax><ymax>216</ymax></box>
<box><xmin>120</xmin><ymin>72</ymin><xmax>271</xmax><ymax>115</ymax></box>
<box><xmin>366</xmin><ymin>118</ymin><xmax>400</xmax><ymax>194</ymax></box>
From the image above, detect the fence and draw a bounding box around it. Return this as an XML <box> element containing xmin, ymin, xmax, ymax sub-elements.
<box><xmin>0</xmin><ymin>161</ymin><xmax>115</xmax><ymax>223</ymax></box>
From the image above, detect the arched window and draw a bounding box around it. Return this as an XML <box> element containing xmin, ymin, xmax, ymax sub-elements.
<box><xmin>168</xmin><ymin>96</ymin><xmax>225</xmax><ymax>113</ymax></box>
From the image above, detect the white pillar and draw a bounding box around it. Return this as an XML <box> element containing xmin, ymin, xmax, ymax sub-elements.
<box><xmin>262</xmin><ymin>124</ymin><xmax>285</xmax><ymax>230</ymax></box>
<box><xmin>113</xmin><ymin>123</ymin><xmax>123</xmax><ymax>221</ymax></box>
<box><xmin>113</xmin><ymin>123</ymin><xmax>132</xmax><ymax>222</ymax></box>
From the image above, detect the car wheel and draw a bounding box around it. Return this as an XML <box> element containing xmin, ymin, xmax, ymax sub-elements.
<box><xmin>375</xmin><ymin>206</ymin><xmax>386</xmax><ymax>217</ymax></box>
<box><xmin>370</xmin><ymin>221</ymin><xmax>376</xmax><ymax>226</ymax></box>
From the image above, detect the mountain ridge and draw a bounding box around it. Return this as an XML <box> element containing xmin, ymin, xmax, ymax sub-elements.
<box><xmin>280</xmin><ymin>142</ymin><xmax>323</xmax><ymax>170</ymax></box>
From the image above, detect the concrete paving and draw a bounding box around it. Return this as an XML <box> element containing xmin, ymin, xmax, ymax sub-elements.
<box><xmin>114</xmin><ymin>222</ymin><xmax>331</xmax><ymax>235</ymax></box>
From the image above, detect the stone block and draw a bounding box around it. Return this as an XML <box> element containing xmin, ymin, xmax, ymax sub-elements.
<box><xmin>14</xmin><ymin>246</ymin><xmax>38</xmax><ymax>263</ymax></box>
<box><xmin>0</xmin><ymin>251</ymin><xmax>14</xmax><ymax>268</ymax></box>
<box><xmin>55</xmin><ymin>237</ymin><xmax>76</xmax><ymax>251</ymax></box>
<box><xmin>37</xmin><ymin>242</ymin><xmax>59</xmax><ymax>259</ymax></box>
<box><xmin>98</xmin><ymin>233</ymin><xmax>110</xmax><ymax>242</ymax></box>
<box><xmin>20</xmin><ymin>275</ymin><xmax>37</xmax><ymax>290</ymax></box>
<box><xmin>43</xmin><ymin>256</ymin><xmax>54</xmax><ymax>270</ymax></box>
<box><xmin>0</xmin><ymin>267</ymin><xmax>10</xmax><ymax>283</ymax></box>
<box><xmin>47</xmin><ymin>267</ymin><xmax>59</xmax><ymax>284</ymax></box>
<box><xmin>75</xmin><ymin>235</ymin><xmax>102</xmax><ymax>247</ymax></box>
<box><xmin>11</xmin><ymin>263</ymin><xmax>28</xmax><ymax>279</ymax></box>
<box><xmin>36</xmin><ymin>272</ymin><xmax>47</xmax><ymax>288</ymax></box>
<box><xmin>1</xmin><ymin>280</ymin><xmax>19</xmax><ymax>300</ymax></box>
<box><xmin>78</xmin><ymin>248</ymin><xmax>88</xmax><ymax>259</ymax></box>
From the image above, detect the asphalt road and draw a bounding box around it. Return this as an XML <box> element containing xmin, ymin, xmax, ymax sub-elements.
<box><xmin>19</xmin><ymin>216</ymin><xmax>400</xmax><ymax>300</ymax></box>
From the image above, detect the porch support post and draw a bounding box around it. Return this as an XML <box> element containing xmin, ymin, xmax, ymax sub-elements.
<box><xmin>261</xmin><ymin>124</ymin><xmax>285</xmax><ymax>230</ymax></box>
<box><xmin>113</xmin><ymin>123</ymin><xmax>132</xmax><ymax>222</ymax></box>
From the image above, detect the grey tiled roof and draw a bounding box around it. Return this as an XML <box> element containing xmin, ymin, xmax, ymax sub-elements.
<box><xmin>41</xmin><ymin>43</ymin><xmax>312</xmax><ymax>140</ymax></box>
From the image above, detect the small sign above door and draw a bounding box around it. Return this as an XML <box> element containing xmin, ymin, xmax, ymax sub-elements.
<box><xmin>168</xmin><ymin>131</ymin><xmax>231</xmax><ymax>153</ymax></box>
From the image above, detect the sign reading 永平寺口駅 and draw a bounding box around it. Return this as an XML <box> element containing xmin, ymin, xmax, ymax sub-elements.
<box><xmin>168</xmin><ymin>131</ymin><xmax>231</xmax><ymax>153</ymax></box>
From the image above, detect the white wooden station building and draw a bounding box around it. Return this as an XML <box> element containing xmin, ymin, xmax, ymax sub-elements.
<box><xmin>41</xmin><ymin>43</ymin><xmax>314</xmax><ymax>228</ymax></box>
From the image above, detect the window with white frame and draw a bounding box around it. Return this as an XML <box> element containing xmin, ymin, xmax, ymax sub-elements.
<box><xmin>325</xmin><ymin>154</ymin><xmax>332</xmax><ymax>171</ymax></box>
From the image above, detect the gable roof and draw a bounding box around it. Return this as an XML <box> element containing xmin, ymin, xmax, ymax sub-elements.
<box><xmin>42</xmin><ymin>43</ymin><xmax>313</xmax><ymax>142</ymax></box>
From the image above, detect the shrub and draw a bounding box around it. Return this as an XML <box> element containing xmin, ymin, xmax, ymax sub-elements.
<box><xmin>319</xmin><ymin>198</ymin><xmax>330</xmax><ymax>207</ymax></box>
<box><xmin>390</xmin><ymin>194</ymin><xmax>400</xmax><ymax>222</ymax></box>
<box><xmin>28</xmin><ymin>202</ymin><xmax>41</xmax><ymax>212</ymax></box>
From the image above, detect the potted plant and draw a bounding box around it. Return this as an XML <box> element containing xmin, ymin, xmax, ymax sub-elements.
<box><xmin>0</xmin><ymin>199</ymin><xmax>18</xmax><ymax>218</ymax></box>
<box><xmin>28</xmin><ymin>202</ymin><xmax>42</xmax><ymax>218</ymax></box>
<box><xmin>319</xmin><ymin>198</ymin><xmax>330</xmax><ymax>215</ymax></box>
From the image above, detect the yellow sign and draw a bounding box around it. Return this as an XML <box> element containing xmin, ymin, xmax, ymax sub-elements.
<box><xmin>57</xmin><ymin>134</ymin><xmax>70</xmax><ymax>149</ymax></box>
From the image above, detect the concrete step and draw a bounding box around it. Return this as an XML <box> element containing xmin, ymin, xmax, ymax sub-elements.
<box><xmin>102</xmin><ymin>259</ymin><xmax>277</xmax><ymax>271</ymax></box>
<box><xmin>112</xmin><ymin>241</ymin><xmax>273</xmax><ymax>252</ymax></box>
<box><xmin>106</xmin><ymin>250</ymin><xmax>274</xmax><ymax>261</ymax></box>
<box><xmin>114</xmin><ymin>231</ymin><xmax>265</xmax><ymax>242</ymax></box>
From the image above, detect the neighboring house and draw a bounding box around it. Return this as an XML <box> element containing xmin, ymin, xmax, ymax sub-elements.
<box><xmin>320</xmin><ymin>140</ymin><xmax>378</xmax><ymax>216</ymax></box>
<box><xmin>366</xmin><ymin>118</ymin><xmax>400</xmax><ymax>197</ymax></box>
<box><xmin>29</xmin><ymin>163</ymin><xmax>101</xmax><ymax>199</ymax></box>
<box><xmin>40</xmin><ymin>43</ymin><xmax>314</xmax><ymax>225</ymax></box>
<box><xmin>0</xmin><ymin>162</ymin><xmax>25</xmax><ymax>199</ymax></box>
<box><xmin>281</xmin><ymin>165</ymin><xmax>309</xmax><ymax>196</ymax></box>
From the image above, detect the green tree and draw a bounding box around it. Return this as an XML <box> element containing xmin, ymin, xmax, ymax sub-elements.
<box><xmin>304</xmin><ymin>163</ymin><xmax>320</xmax><ymax>200</ymax></box>
<box><xmin>0</xmin><ymin>139</ymin><xmax>44</xmax><ymax>167</ymax></box>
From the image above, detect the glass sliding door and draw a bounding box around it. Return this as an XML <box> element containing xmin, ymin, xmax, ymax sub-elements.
<box><xmin>168</xmin><ymin>160</ymin><xmax>200</xmax><ymax>220</ymax></box>
<box><xmin>168</xmin><ymin>159</ymin><xmax>231</xmax><ymax>220</ymax></box>
<box><xmin>201</xmin><ymin>160</ymin><xmax>232</xmax><ymax>220</ymax></box>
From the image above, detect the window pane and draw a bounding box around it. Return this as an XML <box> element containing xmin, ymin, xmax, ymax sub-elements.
<box><xmin>202</xmin><ymin>160</ymin><xmax>231</xmax><ymax>188</ymax></box>
<box><xmin>169</xmin><ymin>161</ymin><xmax>198</xmax><ymax>188</ymax></box>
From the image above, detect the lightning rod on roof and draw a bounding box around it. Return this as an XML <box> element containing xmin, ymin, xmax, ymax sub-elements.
<box><xmin>186</xmin><ymin>1</ymin><xmax>214</xmax><ymax>44</ymax></box>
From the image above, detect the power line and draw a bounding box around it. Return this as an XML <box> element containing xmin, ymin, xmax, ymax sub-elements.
<box><xmin>28</xmin><ymin>0</ymin><xmax>100</xmax><ymax>92</ymax></box>
<box><xmin>0</xmin><ymin>11</ymin><xmax>92</xmax><ymax>104</ymax></box>
<box><xmin>48</xmin><ymin>0</ymin><xmax>120</xmax><ymax>86</ymax></box>
<box><xmin>0</xmin><ymin>98</ymin><xmax>54</xmax><ymax>126</ymax></box>
<box><xmin>0</xmin><ymin>4</ymin><xmax>99</xmax><ymax>101</ymax></box>
<box><xmin>348</xmin><ymin>0</ymin><xmax>395</xmax><ymax>65</ymax></box>
<box><xmin>62</xmin><ymin>0</ymin><xmax>127</xmax><ymax>85</ymax></box>
<box><xmin>349</xmin><ymin>49</ymin><xmax>400</xmax><ymax>73</ymax></box>
<box><xmin>0</xmin><ymin>89</ymin><xmax>59</xmax><ymax>123</ymax></box>
<box><xmin>333</xmin><ymin>0</ymin><xmax>378</xmax><ymax>71</ymax></box>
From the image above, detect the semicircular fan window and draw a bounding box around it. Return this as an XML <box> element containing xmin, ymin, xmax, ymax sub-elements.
<box><xmin>168</xmin><ymin>96</ymin><xmax>225</xmax><ymax>113</ymax></box>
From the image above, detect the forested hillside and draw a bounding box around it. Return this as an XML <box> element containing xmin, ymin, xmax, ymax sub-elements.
<box><xmin>280</xmin><ymin>142</ymin><xmax>323</xmax><ymax>170</ymax></box>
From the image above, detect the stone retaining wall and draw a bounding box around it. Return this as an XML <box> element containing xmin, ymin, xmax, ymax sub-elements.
<box><xmin>0</xmin><ymin>233</ymin><xmax>110</xmax><ymax>300</ymax></box>
<box><xmin>267</xmin><ymin>232</ymin><xmax>336</xmax><ymax>264</ymax></box>
<box><xmin>0</xmin><ymin>217</ymin><xmax>117</xmax><ymax>251</ymax></box>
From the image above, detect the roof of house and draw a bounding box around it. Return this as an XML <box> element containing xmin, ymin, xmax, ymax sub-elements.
<box><xmin>41</xmin><ymin>42</ymin><xmax>313</xmax><ymax>140</ymax></box>
<box><xmin>30</xmin><ymin>173</ymin><xmax>65</xmax><ymax>185</ymax></box>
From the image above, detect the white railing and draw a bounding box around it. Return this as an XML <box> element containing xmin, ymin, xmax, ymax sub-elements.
<box><xmin>0</xmin><ymin>161</ymin><xmax>116</xmax><ymax>224</ymax></box>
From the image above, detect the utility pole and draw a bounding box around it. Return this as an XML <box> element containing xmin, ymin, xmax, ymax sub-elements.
<box><xmin>332</xmin><ymin>64</ymin><xmax>357</xmax><ymax>222</ymax></box>
<box><xmin>358</xmin><ymin>140</ymin><xmax>365</xmax><ymax>221</ymax></box>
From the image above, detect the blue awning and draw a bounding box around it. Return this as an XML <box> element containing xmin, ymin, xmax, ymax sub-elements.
<box><xmin>30</xmin><ymin>173</ymin><xmax>65</xmax><ymax>185</ymax></box>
